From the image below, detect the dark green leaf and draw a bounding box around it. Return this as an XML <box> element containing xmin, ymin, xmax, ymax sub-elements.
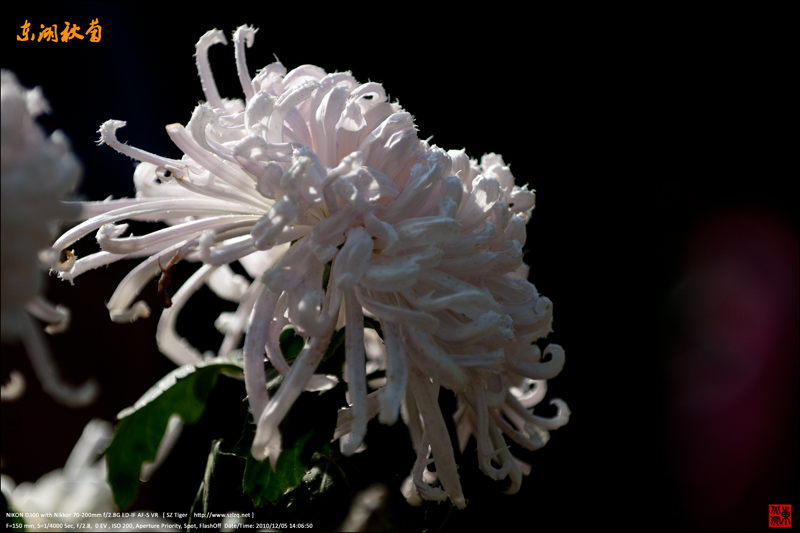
<box><xmin>279</xmin><ymin>328</ymin><xmax>305</xmax><ymax>362</ymax></box>
<box><xmin>238</xmin><ymin>383</ymin><xmax>341</xmax><ymax>508</ymax></box>
<box><xmin>238</xmin><ymin>321</ymin><xmax>344</xmax><ymax>509</ymax></box>
<box><xmin>105</xmin><ymin>360</ymin><xmax>243</xmax><ymax>510</ymax></box>
<box><xmin>238</xmin><ymin>365</ymin><xmax>341</xmax><ymax>507</ymax></box>
<box><xmin>242</xmin><ymin>431</ymin><xmax>312</xmax><ymax>507</ymax></box>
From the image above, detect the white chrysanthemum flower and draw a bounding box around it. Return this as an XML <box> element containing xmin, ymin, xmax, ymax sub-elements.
<box><xmin>50</xmin><ymin>26</ymin><xmax>568</xmax><ymax>507</ymax></box>
<box><xmin>1</xmin><ymin>70</ymin><xmax>97</xmax><ymax>406</ymax></box>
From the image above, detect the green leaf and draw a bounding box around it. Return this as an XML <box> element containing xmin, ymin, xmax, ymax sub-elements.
<box><xmin>238</xmin><ymin>384</ymin><xmax>342</xmax><ymax>507</ymax></box>
<box><xmin>238</xmin><ymin>322</ymin><xmax>347</xmax><ymax>508</ymax></box>
<box><xmin>242</xmin><ymin>431</ymin><xmax>312</xmax><ymax>507</ymax></box>
<box><xmin>279</xmin><ymin>327</ymin><xmax>305</xmax><ymax>362</ymax></box>
<box><xmin>237</xmin><ymin>364</ymin><xmax>342</xmax><ymax>507</ymax></box>
<box><xmin>105</xmin><ymin>359</ymin><xmax>243</xmax><ymax>510</ymax></box>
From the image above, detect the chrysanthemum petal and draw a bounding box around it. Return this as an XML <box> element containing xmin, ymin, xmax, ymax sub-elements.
<box><xmin>195</xmin><ymin>29</ymin><xmax>228</xmax><ymax>110</ymax></box>
<box><xmin>341</xmin><ymin>291</ymin><xmax>368</xmax><ymax>455</ymax></box>
<box><xmin>378</xmin><ymin>320</ymin><xmax>406</xmax><ymax>425</ymax></box>
<box><xmin>252</xmin><ymin>326</ymin><xmax>334</xmax><ymax>467</ymax></box>
<box><xmin>407</xmin><ymin>368</ymin><xmax>466</xmax><ymax>509</ymax></box>
<box><xmin>233</xmin><ymin>26</ymin><xmax>257</xmax><ymax>101</ymax></box>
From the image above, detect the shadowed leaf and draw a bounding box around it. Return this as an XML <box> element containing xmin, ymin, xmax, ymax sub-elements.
<box><xmin>105</xmin><ymin>360</ymin><xmax>243</xmax><ymax>510</ymax></box>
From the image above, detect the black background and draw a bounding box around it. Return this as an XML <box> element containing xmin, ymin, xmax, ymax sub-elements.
<box><xmin>2</xmin><ymin>3</ymin><xmax>797</xmax><ymax>531</ymax></box>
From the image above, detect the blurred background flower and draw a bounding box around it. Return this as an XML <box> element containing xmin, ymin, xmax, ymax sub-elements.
<box><xmin>1</xmin><ymin>69</ymin><xmax>97</xmax><ymax>406</ymax></box>
<box><xmin>1</xmin><ymin>419</ymin><xmax>114</xmax><ymax>520</ymax></box>
<box><xmin>2</xmin><ymin>419</ymin><xmax>178</xmax><ymax>530</ymax></box>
